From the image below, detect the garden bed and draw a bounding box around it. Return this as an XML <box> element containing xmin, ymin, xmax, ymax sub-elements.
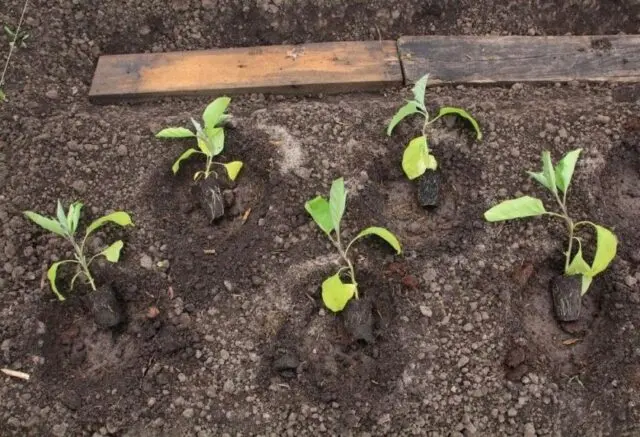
<box><xmin>1</xmin><ymin>1</ymin><xmax>640</xmax><ymax>436</ymax></box>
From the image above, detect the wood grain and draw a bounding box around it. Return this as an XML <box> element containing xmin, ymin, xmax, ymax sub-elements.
<box><xmin>398</xmin><ymin>35</ymin><xmax>640</xmax><ymax>85</ymax></box>
<box><xmin>89</xmin><ymin>41</ymin><xmax>402</xmax><ymax>103</ymax></box>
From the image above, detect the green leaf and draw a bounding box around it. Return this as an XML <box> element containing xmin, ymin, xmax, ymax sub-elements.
<box><xmin>67</xmin><ymin>202</ymin><xmax>83</xmax><ymax>234</ymax></box>
<box><xmin>436</xmin><ymin>107</ymin><xmax>482</xmax><ymax>140</ymax></box>
<box><xmin>172</xmin><ymin>148</ymin><xmax>201</xmax><ymax>174</ymax></box>
<box><xmin>566</xmin><ymin>243</ymin><xmax>591</xmax><ymax>276</ymax></box>
<box><xmin>589</xmin><ymin>224</ymin><xmax>618</xmax><ymax>276</ymax></box>
<box><xmin>101</xmin><ymin>240</ymin><xmax>124</xmax><ymax>263</ymax></box>
<box><xmin>210</xmin><ymin>127</ymin><xmax>225</xmax><ymax>156</ymax></box>
<box><xmin>197</xmin><ymin>137</ymin><xmax>211</xmax><ymax>155</ymax></box>
<box><xmin>321</xmin><ymin>273</ymin><xmax>356</xmax><ymax>312</ymax></box>
<box><xmin>329</xmin><ymin>178</ymin><xmax>346</xmax><ymax>233</ymax></box>
<box><xmin>484</xmin><ymin>196</ymin><xmax>547</xmax><ymax>222</ymax></box>
<box><xmin>223</xmin><ymin>161</ymin><xmax>243</xmax><ymax>181</ymax></box>
<box><xmin>581</xmin><ymin>275</ymin><xmax>593</xmax><ymax>295</ymax></box>
<box><xmin>56</xmin><ymin>200</ymin><xmax>68</xmax><ymax>233</ymax></box>
<box><xmin>527</xmin><ymin>171</ymin><xmax>550</xmax><ymax>190</ymax></box>
<box><xmin>0</xmin><ymin>88</ymin><xmax>6</xmax><ymax>102</ymax></box>
<box><xmin>47</xmin><ymin>261</ymin><xmax>73</xmax><ymax>301</ymax></box>
<box><xmin>304</xmin><ymin>196</ymin><xmax>334</xmax><ymax>235</ymax></box>
<box><xmin>23</xmin><ymin>211</ymin><xmax>66</xmax><ymax>236</ymax></box>
<box><xmin>155</xmin><ymin>127</ymin><xmax>195</xmax><ymax>138</ymax></box>
<box><xmin>85</xmin><ymin>211</ymin><xmax>134</xmax><ymax>237</ymax></box>
<box><xmin>402</xmin><ymin>136</ymin><xmax>435</xmax><ymax>180</ymax></box>
<box><xmin>411</xmin><ymin>74</ymin><xmax>429</xmax><ymax>110</ymax></box>
<box><xmin>350</xmin><ymin>226</ymin><xmax>402</xmax><ymax>254</ymax></box>
<box><xmin>555</xmin><ymin>149</ymin><xmax>582</xmax><ymax>193</ymax></box>
<box><xmin>542</xmin><ymin>151</ymin><xmax>557</xmax><ymax>194</ymax></box>
<box><xmin>387</xmin><ymin>101</ymin><xmax>421</xmax><ymax>136</ymax></box>
<box><xmin>202</xmin><ymin>97</ymin><xmax>231</xmax><ymax>131</ymax></box>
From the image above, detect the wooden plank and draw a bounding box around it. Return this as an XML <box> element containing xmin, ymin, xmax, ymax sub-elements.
<box><xmin>398</xmin><ymin>35</ymin><xmax>640</xmax><ymax>85</ymax></box>
<box><xmin>89</xmin><ymin>41</ymin><xmax>402</xmax><ymax>103</ymax></box>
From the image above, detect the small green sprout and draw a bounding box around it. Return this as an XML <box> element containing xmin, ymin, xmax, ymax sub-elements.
<box><xmin>0</xmin><ymin>88</ymin><xmax>5</xmax><ymax>102</ymax></box>
<box><xmin>484</xmin><ymin>149</ymin><xmax>618</xmax><ymax>294</ymax></box>
<box><xmin>24</xmin><ymin>201</ymin><xmax>134</xmax><ymax>301</ymax></box>
<box><xmin>4</xmin><ymin>25</ymin><xmax>29</xmax><ymax>49</ymax></box>
<box><xmin>387</xmin><ymin>73</ymin><xmax>482</xmax><ymax>180</ymax></box>
<box><xmin>305</xmin><ymin>178</ymin><xmax>402</xmax><ymax>312</ymax></box>
<box><xmin>155</xmin><ymin>97</ymin><xmax>243</xmax><ymax>182</ymax></box>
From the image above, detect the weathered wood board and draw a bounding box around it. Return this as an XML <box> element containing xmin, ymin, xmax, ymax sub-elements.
<box><xmin>398</xmin><ymin>35</ymin><xmax>640</xmax><ymax>85</ymax></box>
<box><xmin>89</xmin><ymin>41</ymin><xmax>402</xmax><ymax>103</ymax></box>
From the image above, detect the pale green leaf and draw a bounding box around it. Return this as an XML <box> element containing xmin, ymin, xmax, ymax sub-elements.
<box><xmin>155</xmin><ymin>127</ymin><xmax>195</xmax><ymax>138</ymax></box>
<box><xmin>436</xmin><ymin>107</ymin><xmax>482</xmax><ymax>140</ymax></box>
<box><xmin>555</xmin><ymin>149</ymin><xmax>582</xmax><ymax>193</ymax></box>
<box><xmin>0</xmin><ymin>88</ymin><xmax>6</xmax><ymax>102</ymax></box>
<box><xmin>85</xmin><ymin>211</ymin><xmax>134</xmax><ymax>237</ymax></box>
<box><xmin>172</xmin><ymin>148</ymin><xmax>201</xmax><ymax>174</ymax></box>
<box><xmin>425</xmin><ymin>154</ymin><xmax>438</xmax><ymax>171</ymax></box>
<box><xmin>56</xmin><ymin>200</ymin><xmax>67</xmax><ymax>232</ymax></box>
<box><xmin>321</xmin><ymin>273</ymin><xmax>356</xmax><ymax>312</ymax></box>
<box><xmin>224</xmin><ymin>161</ymin><xmax>243</xmax><ymax>181</ymax></box>
<box><xmin>210</xmin><ymin>127</ymin><xmax>225</xmax><ymax>156</ymax></box>
<box><xmin>566</xmin><ymin>244</ymin><xmax>591</xmax><ymax>276</ymax></box>
<box><xmin>527</xmin><ymin>171</ymin><xmax>551</xmax><ymax>191</ymax></box>
<box><xmin>351</xmin><ymin>226</ymin><xmax>402</xmax><ymax>254</ymax></box>
<box><xmin>402</xmin><ymin>136</ymin><xmax>431</xmax><ymax>180</ymax></box>
<box><xmin>542</xmin><ymin>151</ymin><xmax>557</xmax><ymax>195</ymax></box>
<box><xmin>193</xmin><ymin>171</ymin><xmax>205</xmax><ymax>181</ymax></box>
<box><xmin>387</xmin><ymin>101</ymin><xmax>421</xmax><ymax>136</ymax></box>
<box><xmin>101</xmin><ymin>240</ymin><xmax>124</xmax><ymax>263</ymax></box>
<box><xmin>589</xmin><ymin>224</ymin><xmax>618</xmax><ymax>276</ymax></box>
<box><xmin>581</xmin><ymin>275</ymin><xmax>593</xmax><ymax>295</ymax></box>
<box><xmin>484</xmin><ymin>196</ymin><xmax>547</xmax><ymax>222</ymax></box>
<box><xmin>304</xmin><ymin>196</ymin><xmax>334</xmax><ymax>235</ymax></box>
<box><xmin>197</xmin><ymin>137</ymin><xmax>211</xmax><ymax>155</ymax></box>
<box><xmin>202</xmin><ymin>97</ymin><xmax>231</xmax><ymax>130</ymax></box>
<box><xmin>329</xmin><ymin>178</ymin><xmax>346</xmax><ymax>233</ymax></box>
<box><xmin>411</xmin><ymin>74</ymin><xmax>429</xmax><ymax>110</ymax></box>
<box><xmin>67</xmin><ymin>202</ymin><xmax>83</xmax><ymax>234</ymax></box>
<box><xmin>23</xmin><ymin>211</ymin><xmax>66</xmax><ymax>236</ymax></box>
<box><xmin>47</xmin><ymin>261</ymin><xmax>73</xmax><ymax>301</ymax></box>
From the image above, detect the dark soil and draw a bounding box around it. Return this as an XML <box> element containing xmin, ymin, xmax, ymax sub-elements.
<box><xmin>1</xmin><ymin>1</ymin><xmax>640</xmax><ymax>436</ymax></box>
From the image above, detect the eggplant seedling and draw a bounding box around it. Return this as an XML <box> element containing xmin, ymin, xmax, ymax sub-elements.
<box><xmin>155</xmin><ymin>97</ymin><xmax>243</xmax><ymax>183</ymax></box>
<box><xmin>387</xmin><ymin>73</ymin><xmax>482</xmax><ymax>181</ymax></box>
<box><xmin>24</xmin><ymin>201</ymin><xmax>134</xmax><ymax>301</ymax></box>
<box><xmin>305</xmin><ymin>178</ymin><xmax>402</xmax><ymax>312</ymax></box>
<box><xmin>484</xmin><ymin>149</ymin><xmax>618</xmax><ymax>297</ymax></box>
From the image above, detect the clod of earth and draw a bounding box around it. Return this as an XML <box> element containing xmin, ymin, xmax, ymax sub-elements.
<box><xmin>342</xmin><ymin>297</ymin><xmax>374</xmax><ymax>343</ymax></box>
<box><xmin>87</xmin><ymin>284</ymin><xmax>125</xmax><ymax>328</ymax></box>
<box><xmin>273</xmin><ymin>351</ymin><xmax>300</xmax><ymax>378</ymax></box>
<box><xmin>417</xmin><ymin>170</ymin><xmax>441</xmax><ymax>207</ymax></box>
<box><xmin>550</xmin><ymin>275</ymin><xmax>582</xmax><ymax>322</ymax></box>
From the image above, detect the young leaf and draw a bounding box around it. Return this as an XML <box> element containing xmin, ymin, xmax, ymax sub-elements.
<box><xmin>411</xmin><ymin>74</ymin><xmax>429</xmax><ymax>110</ymax></box>
<box><xmin>484</xmin><ymin>196</ymin><xmax>547</xmax><ymax>222</ymax></box>
<box><xmin>67</xmin><ymin>202</ymin><xmax>83</xmax><ymax>234</ymax></box>
<box><xmin>202</xmin><ymin>97</ymin><xmax>231</xmax><ymax>131</ymax></box>
<box><xmin>23</xmin><ymin>211</ymin><xmax>66</xmax><ymax>236</ymax></box>
<box><xmin>305</xmin><ymin>196</ymin><xmax>334</xmax><ymax>235</ymax></box>
<box><xmin>101</xmin><ymin>240</ymin><xmax>124</xmax><ymax>263</ymax></box>
<box><xmin>47</xmin><ymin>261</ymin><xmax>73</xmax><ymax>301</ymax></box>
<box><xmin>85</xmin><ymin>211</ymin><xmax>133</xmax><ymax>237</ymax></box>
<box><xmin>555</xmin><ymin>149</ymin><xmax>582</xmax><ymax>193</ymax></box>
<box><xmin>436</xmin><ymin>107</ymin><xmax>482</xmax><ymax>140</ymax></box>
<box><xmin>172</xmin><ymin>148</ymin><xmax>201</xmax><ymax>174</ymax></box>
<box><xmin>527</xmin><ymin>171</ymin><xmax>551</xmax><ymax>190</ymax></box>
<box><xmin>541</xmin><ymin>151</ymin><xmax>557</xmax><ymax>195</ymax></box>
<box><xmin>155</xmin><ymin>127</ymin><xmax>195</xmax><ymax>138</ymax></box>
<box><xmin>402</xmin><ymin>136</ymin><xmax>434</xmax><ymax>180</ymax></box>
<box><xmin>0</xmin><ymin>88</ymin><xmax>6</xmax><ymax>102</ymax></box>
<box><xmin>350</xmin><ymin>226</ymin><xmax>402</xmax><ymax>254</ymax></box>
<box><xmin>223</xmin><ymin>161</ymin><xmax>243</xmax><ymax>181</ymax></box>
<box><xmin>589</xmin><ymin>224</ymin><xmax>618</xmax><ymax>276</ymax></box>
<box><xmin>321</xmin><ymin>273</ymin><xmax>356</xmax><ymax>312</ymax></box>
<box><xmin>581</xmin><ymin>275</ymin><xmax>593</xmax><ymax>295</ymax></box>
<box><xmin>210</xmin><ymin>128</ymin><xmax>225</xmax><ymax>156</ymax></box>
<box><xmin>566</xmin><ymin>245</ymin><xmax>591</xmax><ymax>276</ymax></box>
<box><xmin>197</xmin><ymin>137</ymin><xmax>211</xmax><ymax>155</ymax></box>
<box><xmin>56</xmin><ymin>201</ymin><xmax>69</xmax><ymax>233</ymax></box>
<box><xmin>387</xmin><ymin>101</ymin><xmax>421</xmax><ymax>136</ymax></box>
<box><xmin>329</xmin><ymin>178</ymin><xmax>346</xmax><ymax>233</ymax></box>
